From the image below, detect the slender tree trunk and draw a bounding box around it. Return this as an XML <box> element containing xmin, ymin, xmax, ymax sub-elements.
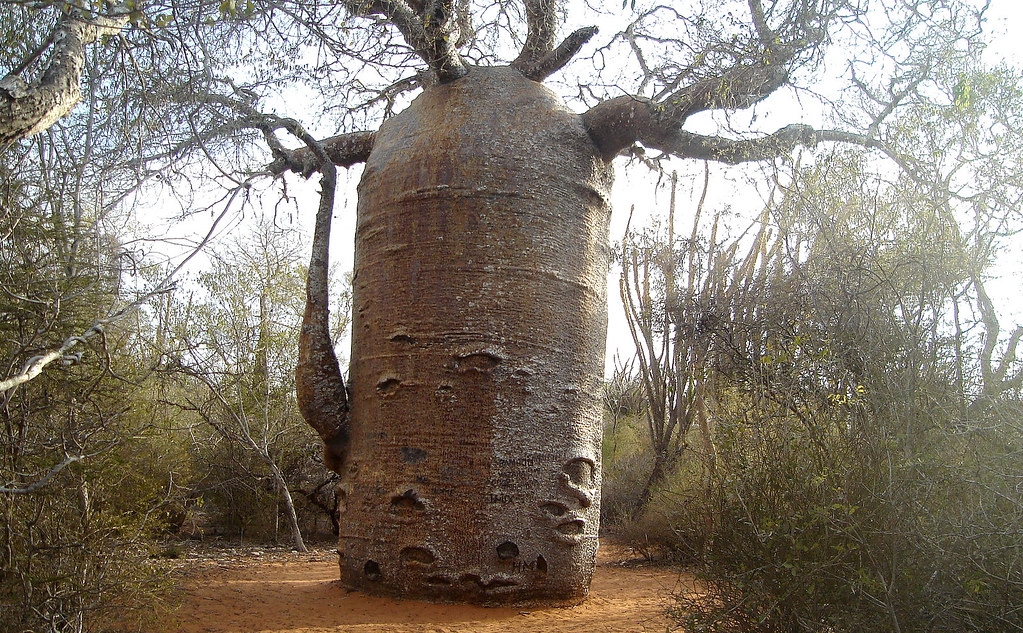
<box><xmin>633</xmin><ymin>451</ymin><xmax>667</xmax><ymax>519</ymax></box>
<box><xmin>268</xmin><ymin>462</ymin><xmax>307</xmax><ymax>552</ymax></box>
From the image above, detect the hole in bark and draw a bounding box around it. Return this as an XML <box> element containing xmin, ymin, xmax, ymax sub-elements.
<box><xmin>376</xmin><ymin>377</ymin><xmax>401</xmax><ymax>396</ymax></box>
<box><xmin>436</xmin><ymin>383</ymin><xmax>453</xmax><ymax>394</ymax></box>
<box><xmin>363</xmin><ymin>560</ymin><xmax>381</xmax><ymax>581</ymax></box>
<box><xmin>390</xmin><ymin>489</ymin><xmax>425</xmax><ymax>511</ymax></box>
<box><xmin>536</xmin><ymin>555</ymin><xmax>548</xmax><ymax>574</ymax></box>
<box><xmin>556</xmin><ymin>519</ymin><xmax>585</xmax><ymax>535</ymax></box>
<box><xmin>457</xmin><ymin>573</ymin><xmax>519</xmax><ymax>590</ymax></box>
<box><xmin>426</xmin><ymin>575</ymin><xmax>451</xmax><ymax>585</ymax></box>
<box><xmin>496</xmin><ymin>541</ymin><xmax>519</xmax><ymax>560</ymax></box>
<box><xmin>512</xmin><ymin>368</ymin><xmax>533</xmax><ymax>377</ymax></box>
<box><xmin>400</xmin><ymin>447</ymin><xmax>428</xmax><ymax>464</ymax></box>
<box><xmin>389</xmin><ymin>333</ymin><xmax>417</xmax><ymax>345</ymax></box>
<box><xmin>454</xmin><ymin>351</ymin><xmax>502</xmax><ymax>373</ymax></box>
<box><xmin>400</xmin><ymin>546</ymin><xmax>435</xmax><ymax>565</ymax></box>
<box><xmin>563</xmin><ymin>458</ymin><xmax>595</xmax><ymax>486</ymax></box>
<box><xmin>540</xmin><ymin>502</ymin><xmax>568</xmax><ymax>517</ymax></box>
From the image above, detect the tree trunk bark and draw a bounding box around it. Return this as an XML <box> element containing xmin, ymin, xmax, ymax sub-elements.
<box><xmin>270</xmin><ymin>464</ymin><xmax>308</xmax><ymax>553</ymax></box>
<box><xmin>632</xmin><ymin>450</ymin><xmax>667</xmax><ymax>520</ymax></box>
<box><xmin>338</xmin><ymin>65</ymin><xmax>612</xmax><ymax>605</ymax></box>
<box><xmin>0</xmin><ymin>11</ymin><xmax>127</xmax><ymax>146</ymax></box>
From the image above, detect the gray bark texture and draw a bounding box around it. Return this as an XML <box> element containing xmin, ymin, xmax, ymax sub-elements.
<box><xmin>0</xmin><ymin>11</ymin><xmax>126</xmax><ymax>147</ymax></box>
<box><xmin>337</xmin><ymin>65</ymin><xmax>612</xmax><ymax>605</ymax></box>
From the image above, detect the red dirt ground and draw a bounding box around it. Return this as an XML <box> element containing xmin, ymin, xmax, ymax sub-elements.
<box><xmin>155</xmin><ymin>540</ymin><xmax>685</xmax><ymax>633</ymax></box>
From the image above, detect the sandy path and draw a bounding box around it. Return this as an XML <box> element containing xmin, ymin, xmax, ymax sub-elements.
<box><xmin>158</xmin><ymin>541</ymin><xmax>683</xmax><ymax>633</ymax></box>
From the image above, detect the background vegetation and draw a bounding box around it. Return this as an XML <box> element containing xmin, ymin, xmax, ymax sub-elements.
<box><xmin>4</xmin><ymin>0</ymin><xmax>1023</xmax><ymax>631</ymax></box>
<box><xmin>603</xmin><ymin>150</ymin><xmax>1023</xmax><ymax>631</ymax></box>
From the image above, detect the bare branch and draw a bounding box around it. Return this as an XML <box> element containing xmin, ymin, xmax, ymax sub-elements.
<box><xmin>651</xmin><ymin>125</ymin><xmax>825</xmax><ymax>165</ymax></box>
<box><xmin>516</xmin><ymin>26</ymin><xmax>598</xmax><ymax>82</ymax></box>
<box><xmin>188</xmin><ymin>91</ymin><xmax>376</xmax><ymax>175</ymax></box>
<box><xmin>1</xmin><ymin>6</ymin><xmax>129</xmax><ymax>146</ymax></box>
<box><xmin>512</xmin><ymin>0</ymin><xmax>559</xmax><ymax>70</ymax></box>
<box><xmin>581</xmin><ymin>59</ymin><xmax>789</xmax><ymax>161</ymax></box>
<box><xmin>340</xmin><ymin>0</ymin><xmax>467</xmax><ymax>82</ymax></box>
<box><xmin>975</xmin><ymin>276</ymin><xmax>1023</xmax><ymax>394</ymax></box>
<box><xmin>270</xmin><ymin>131</ymin><xmax>376</xmax><ymax>177</ymax></box>
<box><xmin>0</xmin><ymin>455</ymin><xmax>86</xmax><ymax>495</ymax></box>
<box><xmin>582</xmin><ymin>1</ymin><xmax>842</xmax><ymax>161</ymax></box>
<box><xmin>295</xmin><ymin>162</ymin><xmax>351</xmax><ymax>473</ymax></box>
<box><xmin>583</xmin><ymin>92</ymin><xmax>899</xmax><ymax>164</ymax></box>
<box><xmin>658</xmin><ymin>62</ymin><xmax>790</xmax><ymax>123</ymax></box>
<box><xmin>748</xmin><ymin>0</ymin><xmax>773</xmax><ymax>45</ymax></box>
<box><xmin>252</xmin><ymin>118</ymin><xmax>355</xmax><ymax>474</ymax></box>
<box><xmin>453</xmin><ymin>0</ymin><xmax>472</xmax><ymax>48</ymax></box>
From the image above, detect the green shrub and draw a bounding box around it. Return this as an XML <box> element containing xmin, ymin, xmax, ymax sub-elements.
<box><xmin>670</xmin><ymin>401</ymin><xmax>1023</xmax><ymax>633</ymax></box>
<box><xmin>601</xmin><ymin>412</ymin><xmax>651</xmax><ymax>525</ymax></box>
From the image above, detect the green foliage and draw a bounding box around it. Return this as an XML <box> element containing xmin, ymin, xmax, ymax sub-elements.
<box><xmin>1</xmin><ymin>156</ymin><xmax>170</xmax><ymax>632</ymax></box>
<box><xmin>155</xmin><ymin>221</ymin><xmax>349</xmax><ymax>544</ymax></box>
<box><xmin>601</xmin><ymin>409</ymin><xmax>649</xmax><ymax>525</ymax></box>
<box><xmin>604</xmin><ymin>146</ymin><xmax>1023</xmax><ymax>632</ymax></box>
<box><xmin>674</xmin><ymin>393</ymin><xmax>1023</xmax><ymax>632</ymax></box>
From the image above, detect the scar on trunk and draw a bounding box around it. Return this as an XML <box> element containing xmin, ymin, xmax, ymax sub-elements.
<box><xmin>363</xmin><ymin>560</ymin><xmax>382</xmax><ymax>581</ymax></box>
<box><xmin>389</xmin><ymin>333</ymin><xmax>417</xmax><ymax>344</ymax></box>
<box><xmin>390</xmin><ymin>488</ymin><xmax>426</xmax><ymax>511</ymax></box>
<box><xmin>376</xmin><ymin>376</ymin><xmax>402</xmax><ymax>396</ymax></box>
<box><xmin>400</xmin><ymin>546</ymin><xmax>436</xmax><ymax>564</ymax></box>
<box><xmin>451</xmin><ymin>350</ymin><xmax>503</xmax><ymax>373</ymax></box>
<box><xmin>496</xmin><ymin>541</ymin><xmax>520</xmax><ymax>559</ymax></box>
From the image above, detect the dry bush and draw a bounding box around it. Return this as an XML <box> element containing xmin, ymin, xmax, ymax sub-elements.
<box><xmin>601</xmin><ymin>411</ymin><xmax>651</xmax><ymax>527</ymax></box>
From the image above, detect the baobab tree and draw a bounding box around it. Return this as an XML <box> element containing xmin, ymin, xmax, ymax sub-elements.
<box><xmin>3</xmin><ymin>0</ymin><xmax>999</xmax><ymax>607</ymax></box>
<box><xmin>277</xmin><ymin>0</ymin><xmax>987</xmax><ymax>605</ymax></box>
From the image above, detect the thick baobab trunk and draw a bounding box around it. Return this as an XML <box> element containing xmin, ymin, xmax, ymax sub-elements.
<box><xmin>339</xmin><ymin>65</ymin><xmax>612</xmax><ymax>605</ymax></box>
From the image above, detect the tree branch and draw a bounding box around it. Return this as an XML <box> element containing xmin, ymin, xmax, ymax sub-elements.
<box><xmin>974</xmin><ymin>276</ymin><xmax>1023</xmax><ymax>394</ymax></box>
<box><xmin>512</xmin><ymin>0</ymin><xmax>559</xmax><ymax>70</ymax></box>
<box><xmin>340</xmin><ymin>0</ymin><xmax>467</xmax><ymax>82</ymax></box>
<box><xmin>192</xmin><ymin>91</ymin><xmax>376</xmax><ymax>174</ymax></box>
<box><xmin>270</xmin><ymin>131</ymin><xmax>376</xmax><ymax>177</ymax></box>
<box><xmin>1</xmin><ymin>6</ymin><xmax>129</xmax><ymax>146</ymax></box>
<box><xmin>1</xmin><ymin>197</ymin><xmax>236</xmax><ymax>397</ymax></box>
<box><xmin>0</xmin><ymin>455</ymin><xmax>85</xmax><ymax>495</ymax></box>
<box><xmin>420</xmin><ymin>0</ymin><xmax>468</xmax><ymax>82</ymax></box>
<box><xmin>748</xmin><ymin>0</ymin><xmax>773</xmax><ymax>45</ymax></box>
<box><xmin>660</xmin><ymin>62</ymin><xmax>790</xmax><ymax>123</ymax></box>
<box><xmin>253</xmin><ymin>116</ymin><xmax>353</xmax><ymax>474</ymax></box>
<box><xmin>583</xmin><ymin>92</ymin><xmax>893</xmax><ymax>164</ymax></box>
<box><xmin>584</xmin><ymin>1</ymin><xmax>839</xmax><ymax>161</ymax></box>
<box><xmin>581</xmin><ymin>59</ymin><xmax>788</xmax><ymax>161</ymax></box>
<box><xmin>516</xmin><ymin>25</ymin><xmax>598</xmax><ymax>82</ymax></box>
<box><xmin>207</xmin><ymin>97</ymin><xmax>354</xmax><ymax>472</ymax></box>
<box><xmin>650</xmin><ymin>125</ymin><xmax>825</xmax><ymax>164</ymax></box>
